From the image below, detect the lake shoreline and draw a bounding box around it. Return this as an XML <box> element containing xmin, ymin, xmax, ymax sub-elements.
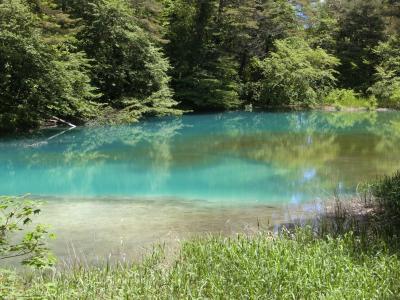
<box><xmin>1</xmin><ymin>194</ymin><xmax>364</xmax><ymax>269</ymax></box>
<box><xmin>3</xmin><ymin>190</ymin><xmax>400</xmax><ymax>299</ymax></box>
<box><xmin>33</xmin><ymin>106</ymin><xmax>399</xmax><ymax>132</ymax></box>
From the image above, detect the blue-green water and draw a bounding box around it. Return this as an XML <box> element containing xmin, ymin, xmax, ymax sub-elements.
<box><xmin>3</xmin><ymin>111</ymin><xmax>400</xmax><ymax>262</ymax></box>
<box><xmin>1</xmin><ymin>111</ymin><xmax>400</xmax><ymax>204</ymax></box>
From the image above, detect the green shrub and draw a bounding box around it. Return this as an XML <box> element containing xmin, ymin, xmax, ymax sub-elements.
<box><xmin>323</xmin><ymin>89</ymin><xmax>377</xmax><ymax>110</ymax></box>
<box><xmin>249</xmin><ymin>37</ymin><xmax>339</xmax><ymax>106</ymax></box>
<box><xmin>373</xmin><ymin>171</ymin><xmax>400</xmax><ymax>220</ymax></box>
<box><xmin>369</xmin><ymin>36</ymin><xmax>400</xmax><ymax>108</ymax></box>
<box><xmin>370</xmin><ymin>79</ymin><xmax>400</xmax><ymax>109</ymax></box>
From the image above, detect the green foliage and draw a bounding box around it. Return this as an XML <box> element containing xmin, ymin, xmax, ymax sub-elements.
<box><xmin>335</xmin><ymin>0</ymin><xmax>386</xmax><ymax>92</ymax></box>
<box><xmin>222</xmin><ymin>0</ymin><xmax>300</xmax><ymax>57</ymax></box>
<box><xmin>130</xmin><ymin>0</ymin><xmax>167</xmax><ymax>42</ymax></box>
<box><xmin>324</xmin><ymin>89</ymin><xmax>377</xmax><ymax>110</ymax></box>
<box><xmin>257</xmin><ymin>0</ymin><xmax>300</xmax><ymax>53</ymax></box>
<box><xmin>306</xmin><ymin>2</ymin><xmax>339</xmax><ymax>53</ymax></box>
<box><xmin>384</xmin><ymin>0</ymin><xmax>400</xmax><ymax>36</ymax></box>
<box><xmin>248</xmin><ymin>37</ymin><xmax>339</xmax><ymax>106</ymax></box>
<box><xmin>27</xmin><ymin>0</ymin><xmax>81</xmax><ymax>44</ymax></box>
<box><xmin>369</xmin><ymin>36</ymin><xmax>400</xmax><ymax>108</ymax></box>
<box><xmin>165</xmin><ymin>0</ymin><xmax>242</xmax><ymax>110</ymax></box>
<box><xmin>2</xmin><ymin>227</ymin><xmax>400</xmax><ymax>298</ymax></box>
<box><xmin>165</xmin><ymin>0</ymin><xmax>301</xmax><ymax>110</ymax></box>
<box><xmin>0</xmin><ymin>0</ymin><xmax>179</xmax><ymax>132</ymax></box>
<box><xmin>0</xmin><ymin>196</ymin><xmax>56</xmax><ymax>268</ymax></box>
<box><xmin>172</xmin><ymin>57</ymin><xmax>242</xmax><ymax>110</ymax></box>
<box><xmin>78</xmin><ymin>0</ymin><xmax>180</xmax><ymax>120</ymax></box>
<box><xmin>373</xmin><ymin>171</ymin><xmax>400</xmax><ymax>221</ymax></box>
<box><xmin>0</xmin><ymin>0</ymin><xmax>98</xmax><ymax>132</ymax></box>
<box><xmin>1</xmin><ymin>0</ymin><xmax>400</xmax><ymax>133</ymax></box>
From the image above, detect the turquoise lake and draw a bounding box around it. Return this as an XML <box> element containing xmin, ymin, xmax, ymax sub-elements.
<box><xmin>2</xmin><ymin>111</ymin><xmax>400</xmax><ymax>262</ymax></box>
<box><xmin>2</xmin><ymin>111</ymin><xmax>400</xmax><ymax>203</ymax></box>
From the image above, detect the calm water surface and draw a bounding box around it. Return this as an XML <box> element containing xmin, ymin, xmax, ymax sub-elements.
<box><xmin>1</xmin><ymin>111</ymin><xmax>400</xmax><ymax>262</ymax></box>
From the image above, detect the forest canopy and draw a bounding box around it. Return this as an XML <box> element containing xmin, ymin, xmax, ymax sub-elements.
<box><xmin>1</xmin><ymin>0</ymin><xmax>400</xmax><ymax>132</ymax></box>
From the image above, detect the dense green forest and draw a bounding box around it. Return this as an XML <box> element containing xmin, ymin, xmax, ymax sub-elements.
<box><xmin>1</xmin><ymin>0</ymin><xmax>400</xmax><ymax>132</ymax></box>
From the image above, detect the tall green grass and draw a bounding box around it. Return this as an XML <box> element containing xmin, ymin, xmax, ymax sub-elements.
<box><xmin>373</xmin><ymin>171</ymin><xmax>400</xmax><ymax>217</ymax></box>
<box><xmin>2</xmin><ymin>226</ymin><xmax>400</xmax><ymax>299</ymax></box>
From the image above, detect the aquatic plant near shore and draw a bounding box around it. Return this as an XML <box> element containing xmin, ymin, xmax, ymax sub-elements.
<box><xmin>0</xmin><ymin>196</ymin><xmax>56</xmax><ymax>268</ymax></box>
<box><xmin>373</xmin><ymin>171</ymin><xmax>400</xmax><ymax>218</ymax></box>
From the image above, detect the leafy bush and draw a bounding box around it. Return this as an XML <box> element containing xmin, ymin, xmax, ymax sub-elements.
<box><xmin>369</xmin><ymin>36</ymin><xmax>400</xmax><ymax>108</ymax></box>
<box><xmin>369</xmin><ymin>75</ymin><xmax>400</xmax><ymax>109</ymax></box>
<box><xmin>0</xmin><ymin>196</ymin><xmax>55</xmax><ymax>268</ymax></box>
<box><xmin>323</xmin><ymin>89</ymin><xmax>377</xmax><ymax>110</ymax></box>
<box><xmin>373</xmin><ymin>171</ymin><xmax>400</xmax><ymax>220</ymax></box>
<box><xmin>249</xmin><ymin>37</ymin><xmax>339</xmax><ymax>106</ymax></box>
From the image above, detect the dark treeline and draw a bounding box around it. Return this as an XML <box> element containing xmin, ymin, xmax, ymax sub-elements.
<box><xmin>1</xmin><ymin>0</ymin><xmax>400</xmax><ymax>132</ymax></box>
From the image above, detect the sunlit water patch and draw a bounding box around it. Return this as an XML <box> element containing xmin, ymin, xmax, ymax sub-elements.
<box><xmin>1</xmin><ymin>111</ymin><xmax>400</xmax><ymax>262</ymax></box>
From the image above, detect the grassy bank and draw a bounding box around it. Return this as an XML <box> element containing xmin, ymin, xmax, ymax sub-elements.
<box><xmin>2</xmin><ymin>173</ymin><xmax>400</xmax><ymax>299</ymax></box>
<box><xmin>1</xmin><ymin>227</ymin><xmax>400</xmax><ymax>299</ymax></box>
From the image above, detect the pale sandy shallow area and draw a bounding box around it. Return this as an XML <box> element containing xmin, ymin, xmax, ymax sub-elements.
<box><xmin>2</xmin><ymin>197</ymin><xmax>323</xmax><ymax>267</ymax></box>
